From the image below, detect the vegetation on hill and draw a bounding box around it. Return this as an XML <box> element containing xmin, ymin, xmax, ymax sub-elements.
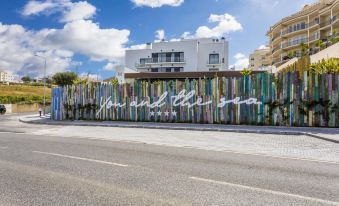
<box><xmin>0</xmin><ymin>84</ymin><xmax>51</xmax><ymax>104</ymax></box>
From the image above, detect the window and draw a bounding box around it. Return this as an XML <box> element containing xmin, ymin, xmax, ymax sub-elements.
<box><xmin>174</xmin><ymin>68</ymin><xmax>181</xmax><ymax>72</ymax></box>
<box><xmin>166</xmin><ymin>68</ymin><xmax>172</xmax><ymax>72</ymax></box>
<box><xmin>151</xmin><ymin>68</ymin><xmax>158</xmax><ymax>72</ymax></box>
<box><xmin>140</xmin><ymin>58</ymin><xmax>146</xmax><ymax>65</ymax></box>
<box><xmin>209</xmin><ymin>54</ymin><xmax>219</xmax><ymax>64</ymax></box>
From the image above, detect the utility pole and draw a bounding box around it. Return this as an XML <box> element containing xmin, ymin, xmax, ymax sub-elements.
<box><xmin>35</xmin><ymin>54</ymin><xmax>47</xmax><ymax>116</ymax></box>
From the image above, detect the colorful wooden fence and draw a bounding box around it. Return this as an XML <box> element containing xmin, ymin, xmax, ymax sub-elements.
<box><xmin>51</xmin><ymin>72</ymin><xmax>339</xmax><ymax>127</ymax></box>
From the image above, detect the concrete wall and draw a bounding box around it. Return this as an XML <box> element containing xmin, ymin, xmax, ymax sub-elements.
<box><xmin>3</xmin><ymin>103</ymin><xmax>50</xmax><ymax>114</ymax></box>
<box><xmin>310</xmin><ymin>42</ymin><xmax>339</xmax><ymax>63</ymax></box>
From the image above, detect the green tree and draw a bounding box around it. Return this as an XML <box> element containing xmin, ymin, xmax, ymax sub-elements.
<box><xmin>52</xmin><ymin>72</ymin><xmax>78</xmax><ymax>86</ymax></box>
<box><xmin>300</xmin><ymin>42</ymin><xmax>309</xmax><ymax>56</ymax></box>
<box><xmin>21</xmin><ymin>75</ymin><xmax>31</xmax><ymax>83</ymax></box>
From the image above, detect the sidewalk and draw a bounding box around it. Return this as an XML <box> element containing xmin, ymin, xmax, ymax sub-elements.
<box><xmin>19</xmin><ymin>115</ymin><xmax>339</xmax><ymax>144</ymax></box>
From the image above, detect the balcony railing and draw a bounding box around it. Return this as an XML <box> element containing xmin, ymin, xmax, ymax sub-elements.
<box><xmin>281</xmin><ymin>24</ymin><xmax>308</xmax><ymax>36</ymax></box>
<box><xmin>272</xmin><ymin>45</ymin><xmax>281</xmax><ymax>54</ymax></box>
<box><xmin>309</xmin><ymin>34</ymin><xmax>320</xmax><ymax>42</ymax></box>
<box><xmin>308</xmin><ymin>20</ymin><xmax>320</xmax><ymax>28</ymax></box>
<box><xmin>136</xmin><ymin>57</ymin><xmax>186</xmax><ymax>68</ymax></box>
<box><xmin>281</xmin><ymin>38</ymin><xmax>308</xmax><ymax>49</ymax></box>
<box><xmin>207</xmin><ymin>60</ymin><xmax>221</xmax><ymax>65</ymax></box>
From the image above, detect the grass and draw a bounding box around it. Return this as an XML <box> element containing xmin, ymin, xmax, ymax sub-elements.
<box><xmin>0</xmin><ymin>84</ymin><xmax>52</xmax><ymax>104</ymax></box>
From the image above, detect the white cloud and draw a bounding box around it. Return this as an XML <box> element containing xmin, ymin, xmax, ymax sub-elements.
<box><xmin>195</xmin><ymin>13</ymin><xmax>243</xmax><ymax>38</ymax></box>
<box><xmin>0</xmin><ymin>20</ymin><xmax>130</xmax><ymax>76</ymax></box>
<box><xmin>229</xmin><ymin>53</ymin><xmax>249</xmax><ymax>70</ymax></box>
<box><xmin>60</xmin><ymin>1</ymin><xmax>96</xmax><ymax>23</ymax></box>
<box><xmin>44</xmin><ymin>20</ymin><xmax>130</xmax><ymax>61</ymax></box>
<box><xmin>128</xmin><ymin>44</ymin><xmax>147</xmax><ymax>50</ymax></box>
<box><xmin>21</xmin><ymin>0</ymin><xmax>57</xmax><ymax>16</ymax></box>
<box><xmin>131</xmin><ymin>0</ymin><xmax>184</xmax><ymax>8</ymax></box>
<box><xmin>181</xmin><ymin>31</ymin><xmax>194</xmax><ymax>39</ymax></box>
<box><xmin>21</xmin><ymin>0</ymin><xmax>96</xmax><ymax>23</ymax></box>
<box><xmin>155</xmin><ymin>29</ymin><xmax>165</xmax><ymax>40</ymax></box>
<box><xmin>103</xmin><ymin>62</ymin><xmax>116</xmax><ymax>71</ymax></box>
<box><xmin>0</xmin><ymin>22</ymin><xmax>74</xmax><ymax>76</ymax></box>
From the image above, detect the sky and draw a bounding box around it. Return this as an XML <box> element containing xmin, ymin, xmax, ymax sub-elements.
<box><xmin>0</xmin><ymin>0</ymin><xmax>317</xmax><ymax>79</ymax></box>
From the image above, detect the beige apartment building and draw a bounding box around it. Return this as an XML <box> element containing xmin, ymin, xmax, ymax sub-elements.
<box><xmin>249</xmin><ymin>47</ymin><xmax>271</xmax><ymax>70</ymax></box>
<box><xmin>267</xmin><ymin>0</ymin><xmax>339</xmax><ymax>67</ymax></box>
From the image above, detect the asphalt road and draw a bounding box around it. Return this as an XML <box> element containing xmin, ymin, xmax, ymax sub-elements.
<box><xmin>0</xmin><ymin>114</ymin><xmax>339</xmax><ymax>205</ymax></box>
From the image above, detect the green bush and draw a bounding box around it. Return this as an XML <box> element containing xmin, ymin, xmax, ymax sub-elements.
<box><xmin>0</xmin><ymin>96</ymin><xmax>51</xmax><ymax>104</ymax></box>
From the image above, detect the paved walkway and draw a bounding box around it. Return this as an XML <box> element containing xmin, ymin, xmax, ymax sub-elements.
<box><xmin>19</xmin><ymin>115</ymin><xmax>339</xmax><ymax>144</ymax></box>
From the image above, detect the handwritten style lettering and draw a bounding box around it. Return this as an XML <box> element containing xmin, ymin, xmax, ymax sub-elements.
<box><xmin>96</xmin><ymin>90</ymin><xmax>262</xmax><ymax>117</ymax></box>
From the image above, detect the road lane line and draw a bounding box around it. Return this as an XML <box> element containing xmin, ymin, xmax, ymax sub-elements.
<box><xmin>32</xmin><ymin>151</ymin><xmax>128</xmax><ymax>167</ymax></box>
<box><xmin>190</xmin><ymin>176</ymin><xmax>339</xmax><ymax>205</ymax></box>
<box><xmin>3</xmin><ymin>131</ymin><xmax>339</xmax><ymax>165</ymax></box>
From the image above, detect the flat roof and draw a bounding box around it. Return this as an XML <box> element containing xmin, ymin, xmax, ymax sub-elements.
<box><xmin>121</xmin><ymin>71</ymin><xmax>265</xmax><ymax>80</ymax></box>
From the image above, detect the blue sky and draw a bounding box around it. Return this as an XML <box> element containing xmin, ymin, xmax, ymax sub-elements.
<box><xmin>0</xmin><ymin>0</ymin><xmax>315</xmax><ymax>79</ymax></box>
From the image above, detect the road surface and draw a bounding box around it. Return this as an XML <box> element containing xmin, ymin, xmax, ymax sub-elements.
<box><xmin>0</xmin><ymin>114</ymin><xmax>338</xmax><ymax>205</ymax></box>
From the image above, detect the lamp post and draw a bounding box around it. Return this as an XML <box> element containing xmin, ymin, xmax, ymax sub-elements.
<box><xmin>34</xmin><ymin>54</ymin><xmax>47</xmax><ymax>116</ymax></box>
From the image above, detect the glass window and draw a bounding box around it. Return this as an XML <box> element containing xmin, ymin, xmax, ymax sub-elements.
<box><xmin>174</xmin><ymin>68</ymin><xmax>181</xmax><ymax>72</ymax></box>
<box><xmin>151</xmin><ymin>68</ymin><xmax>158</xmax><ymax>72</ymax></box>
<box><xmin>209</xmin><ymin>54</ymin><xmax>219</xmax><ymax>64</ymax></box>
<box><xmin>166</xmin><ymin>68</ymin><xmax>172</xmax><ymax>72</ymax></box>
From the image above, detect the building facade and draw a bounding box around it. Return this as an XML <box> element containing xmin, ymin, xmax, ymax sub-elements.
<box><xmin>267</xmin><ymin>0</ymin><xmax>339</xmax><ymax>67</ymax></box>
<box><xmin>249</xmin><ymin>47</ymin><xmax>271</xmax><ymax>70</ymax></box>
<box><xmin>125</xmin><ymin>38</ymin><xmax>229</xmax><ymax>73</ymax></box>
<box><xmin>0</xmin><ymin>71</ymin><xmax>19</xmax><ymax>83</ymax></box>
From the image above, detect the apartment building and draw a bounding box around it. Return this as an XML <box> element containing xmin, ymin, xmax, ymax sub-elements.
<box><xmin>0</xmin><ymin>71</ymin><xmax>18</xmax><ymax>82</ymax></box>
<box><xmin>249</xmin><ymin>47</ymin><xmax>271</xmax><ymax>70</ymax></box>
<box><xmin>125</xmin><ymin>38</ymin><xmax>229</xmax><ymax>73</ymax></box>
<box><xmin>267</xmin><ymin>0</ymin><xmax>339</xmax><ymax>67</ymax></box>
<box><xmin>0</xmin><ymin>70</ymin><xmax>19</xmax><ymax>83</ymax></box>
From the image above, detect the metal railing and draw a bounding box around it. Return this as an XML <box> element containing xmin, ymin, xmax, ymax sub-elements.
<box><xmin>281</xmin><ymin>24</ymin><xmax>308</xmax><ymax>36</ymax></box>
<box><xmin>281</xmin><ymin>38</ymin><xmax>308</xmax><ymax>49</ymax></box>
<box><xmin>136</xmin><ymin>57</ymin><xmax>186</xmax><ymax>68</ymax></box>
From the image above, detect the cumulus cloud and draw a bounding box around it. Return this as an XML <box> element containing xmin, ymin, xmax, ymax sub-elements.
<box><xmin>128</xmin><ymin>43</ymin><xmax>147</xmax><ymax>50</ymax></box>
<box><xmin>21</xmin><ymin>0</ymin><xmax>57</xmax><ymax>16</ymax></box>
<box><xmin>21</xmin><ymin>0</ymin><xmax>96</xmax><ymax>23</ymax></box>
<box><xmin>131</xmin><ymin>0</ymin><xmax>184</xmax><ymax>8</ymax></box>
<box><xmin>0</xmin><ymin>19</ymin><xmax>130</xmax><ymax>76</ymax></box>
<box><xmin>0</xmin><ymin>23</ymin><xmax>74</xmax><ymax>76</ymax></box>
<box><xmin>103</xmin><ymin>62</ymin><xmax>116</xmax><ymax>71</ymax></box>
<box><xmin>44</xmin><ymin>20</ymin><xmax>130</xmax><ymax>61</ymax></box>
<box><xmin>155</xmin><ymin>29</ymin><xmax>165</xmax><ymax>40</ymax></box>
<box><xmin>195</xmin><ymin>13</ymin><xmax>243</xmax><ymax>38</ymax></box>
<box><xmin>229</xmin><ymin>53</ymin><xmax>249</xmax><ymax>70</ymax></box>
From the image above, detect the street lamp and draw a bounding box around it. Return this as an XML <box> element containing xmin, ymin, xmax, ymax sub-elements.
<box><xmin>34</xmin><ymin>54</ymin><xmax>47</xmax><ymax>116</ymax></box>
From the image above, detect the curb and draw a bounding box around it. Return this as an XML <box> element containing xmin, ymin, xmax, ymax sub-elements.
<box><xmin>19</xmin><ymin>117</ymin><xmax>339</xmax><ymax>144</ymax></box>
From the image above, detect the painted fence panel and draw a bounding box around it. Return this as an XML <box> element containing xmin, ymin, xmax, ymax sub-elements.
<box><xmin>51</xmin><ymin>72</ymin><xmax>339</xmax><ymax>127</ymax></box>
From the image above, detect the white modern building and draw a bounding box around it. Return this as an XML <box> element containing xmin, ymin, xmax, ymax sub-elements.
<box><xmin>125</xmin><ymin>38</ymin><xmax>229</xmax><ymax>73</ymax></box>
<box><xmin>0</xmin><ymin>70</ymin><xmax>19</xmax><ymax>83</ymax></box>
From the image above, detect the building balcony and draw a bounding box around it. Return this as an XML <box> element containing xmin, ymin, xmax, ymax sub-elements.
<box><xmin>308</xmin><ymin>21</ymin><xmax>320</xmax><ymax>29</ymax></box>
<box><xmin>206</xmin><ymin>61</ymin><xmax>222</xmax><ymax>68</ymax></box>
<box><xmin>281</xmin><ymin>25</ymin><xmax>308</xmax><ymax>37</ymax></box>
<box><xmin>281</xmin><ymin>38</ymin><xmax>308</xmax><ymax>49</ymax></box>
<box><xmin>309</xmin><ymin>34</ymin><xmax>320</xmax><ymax>42</ymax></box>
<box><xmin>136</xmin><ymin>57</ymin><xmax>186</xmax><ymax>68</ymax></box>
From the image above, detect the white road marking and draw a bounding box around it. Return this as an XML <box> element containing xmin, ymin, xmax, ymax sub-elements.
<box><xmin>190</xmin><ymin>176</ymin><xmax>339</xmax><ymax>205</ymax></box>
<box><xmin>32</xmin><ymin>151</ymin><xmax>128</xmax><ymax>167</ymax></box>
<box><xmin>0</xmin><ymin>146</ymin><xmax>8</xmax><ymax>150</ymax></box>
<box><xmin>2</xmin><ymin>131</ymin><xmax>339</xmax><ymax>165</ymax></box>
